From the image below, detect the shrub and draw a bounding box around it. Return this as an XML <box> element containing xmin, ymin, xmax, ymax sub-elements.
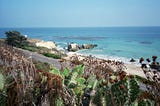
<box><xmin>5</xmin><ymin>31</ymin><xmax>27</xmax><ymax>47</ymax></box>
<box><xmin>22</xmin><ymin>45</ymin><xmax>39</xmax><ymax>52</ymax></box>
<box><xmin>43</xmin><ymin>53</ymin><xmax>61</xmax><ymax>59</ymax></box>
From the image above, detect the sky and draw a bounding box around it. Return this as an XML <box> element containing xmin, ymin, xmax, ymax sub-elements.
<box><xmin>0</xmin><ymin>0</ymin><xmax>160</xmax><ymax>27</ymax></box>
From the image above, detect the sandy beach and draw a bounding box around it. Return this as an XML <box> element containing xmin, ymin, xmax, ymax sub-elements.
<box><xmin>65</xmin><ymin>52</ymin><xmax>146</xmax><ymax>78</ymax></box>
<box><xmin>124</xmin><ymin>63</ymin><xmax>145</xmax><ymax>78</ymax></box>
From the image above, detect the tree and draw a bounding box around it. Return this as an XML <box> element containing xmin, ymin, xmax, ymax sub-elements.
<box><xmin>5</xmin><ymin>31</ymin><xmax>27</xmax><ymax>47</ymax></box>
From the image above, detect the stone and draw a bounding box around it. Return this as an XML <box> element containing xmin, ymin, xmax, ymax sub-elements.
<box><xmin>35</xmin><ymin>41</ymin><xmax>56</xmax><ymax>49</ymax></box>
<box><xmin>130</xmin><ymin>58</ymin><xmax>136</xmax><ymax>62</ymax></box>
<box><xmin>67</xmin><ymin>43</ymin><xmax>98</xmax><ymax>52</ymax></box>
<box><xmin>27</xmin><ymin>39</ymin><xmax>43</xmax><ymax>47</ymax></box>
<box><xmin>68</xmin><ymin>43</ymin><xmax>80</xmax><ymax>52</ymax></box>
<box><xmin>82</xmin><ymin>44</ymin><xmax>97</xmax><ymax>49</ymax></box>
<box><xmin>27</xmin><ymin>39</ymin><xmax>56</xmax><ymax>49</ymax></box>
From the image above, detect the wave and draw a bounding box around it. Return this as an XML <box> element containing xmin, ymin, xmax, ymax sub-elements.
<box><xmin>75</xmin><ymin>51</ymin><xmax>141</xmax><ymax>66</ymax></box>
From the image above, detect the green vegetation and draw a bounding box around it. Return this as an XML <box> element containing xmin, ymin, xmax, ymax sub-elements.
<box><xmin>49</xmin><ymin>66</ymin><xmax>156</xmax><ymax>106</ymax></box>
<box><xmin>0</xmin><ymin>68</ymin><xmax>6</xmax><ymax>106</ymax></box>
<box><xmin>22</xmin><ymin>45</ymin><xmax>40</xmax><ymax>52</ymax></box>
<box><xmin>22</xmin><ymin>45</ymin><xmax>62</xmax><ymax>59</ymax></box>
<box><xmin>5</xmin><ymin>31</ymin><xmax>27</xmax><ymax>47</ymax></box>
<box><xmin>0</xmin><ymin>34</ymin><xmax>159</xmax><ymax>105</ymax></box>
<box><xmin>135</xmin><ymin>75</ymin><xmax>154</xmax><ymax>85</ymax></box>
<box><xmin>0</xmin><ymin>73</ymin><xmax>4</xmax><ymax>90</ymax></box>
<box><xmin>43</xmin><ymin>53</ymin><xmax>61</xmax><ymax>59</ymax></box>
<box><xmin>4</xmin><ymin>30</ymin><xmax>65</xmax><ymax>60</ymax></box>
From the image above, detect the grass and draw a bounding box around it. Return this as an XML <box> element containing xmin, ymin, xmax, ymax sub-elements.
<box><xmin>43</xmin><ymin>53</ymin><xmax>61</xmax><ymax>59</ymax></box>
<box><xmin>22</xmin><ymin>45</ymin><xmax>62</xmax><ymax>59</ymax></box>
<box><xmin>22</xmin><ymin>45</ymin><xmax>39</xmax><ymax>52</ymax></box>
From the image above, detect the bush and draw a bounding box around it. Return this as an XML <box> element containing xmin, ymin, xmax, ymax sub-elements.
<box><xmin>43</xmin><ymin>53</ymin><xmax>61</xmax><ymax>59</ymax></box>
<box><xmin>22</xmin><ymin>45</ymin><xmax>39</xmax><ymax>52</ymax></box>
<box><xmin>5</xmin><ymin>31</ymin><xmax>27</xmax><ymax>47</ymax></box>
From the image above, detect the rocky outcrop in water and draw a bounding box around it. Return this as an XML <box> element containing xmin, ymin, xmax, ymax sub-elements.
<box><xmin>130</xmin><ymin>58</ymin><xmax>136</xmax><ymax>62</ymax></box>
<box><xmin>67</xmin><ymin>43</ymin><xmax>97</xmax><ymax>52</ymax></box>
<box><xmin>82</xmin><ymin>44</ymin><xmax>97</xmax><ymax>49</ymax></box>
<box><xmin>68</xmin><ymin>43</ymin><xmax>80</xmax><ymax>52</ymax></box>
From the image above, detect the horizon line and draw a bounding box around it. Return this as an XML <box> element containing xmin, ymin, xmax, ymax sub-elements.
<box><xmin>0</xmin><ymin>25</ymin><xmax>160</xmax><ymax>28</ymax></box>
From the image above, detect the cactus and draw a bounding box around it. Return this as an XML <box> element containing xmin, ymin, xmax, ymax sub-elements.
<box><xmin>138</xmin><ymin>99</ymin><xmax>155</xmax><ymax>106</ymax></box>
<box><xmin>108</xmin><ymin>76</ymin><xmax>140</xmax><ymax>105</ymax></box>
<box><xmin>0</xmin><ymin>73</ymin><xmax>4</xmax><ymax>90</ymax></box>
<box><xmin>0</xmin><ymin>72</ymin><xmax>7</xmax><ymax>106</ymax></box>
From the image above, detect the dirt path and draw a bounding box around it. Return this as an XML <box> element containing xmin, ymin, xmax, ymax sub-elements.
<box><xmin>18</xmin><ymin>48</ymin><xmax>62</xmax><ymax>69</ymax></box>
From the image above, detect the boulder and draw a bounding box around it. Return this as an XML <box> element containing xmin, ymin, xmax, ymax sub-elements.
<box><xmin>35</xmin><ymin>41</ymin><xmax>56</xmax><ymax>49</ymax></box>
<box><xmin>68</xmin><ymin>43</ymin><xmax>80</xmax><ymax>52</ymax></box>
<box><xmin>130</xmin><ymin>58</ymin><xmax>136</xmax><ymax>62</ymax></box>
<box><xmin>82</xmin><ymin>44</ymin><xmax>97</xmax><ymax>49</ymax></box>
<box><xmin>27</xmin><ymin>39</ymin><xmax>42</xmax><ymax>46</ymax></box>
<box><xmin>67</xmin><ymin>43</ymin><xmax>98</xmax><ymax>52</ymax></box>
<box><xmin>27</xmin><ymin>39</ymin><xmax>56</xmax><ymax>49</ymax></box>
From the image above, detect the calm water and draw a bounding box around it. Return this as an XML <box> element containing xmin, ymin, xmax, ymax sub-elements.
<box><xmin>0</xmin><ymin>27</ymin><xmax>160</xmax><ymax>62</ymax></box>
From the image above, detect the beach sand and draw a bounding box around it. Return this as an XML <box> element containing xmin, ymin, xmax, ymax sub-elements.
<box><xmin>65</xmin><ymin>52</ymin><xmax>146</xmax><ymax>78</ymax></box>
<box><xmin>124</xmin><ymin>63</ymin><xmax>146</xmax><ymax>78</ymax></box>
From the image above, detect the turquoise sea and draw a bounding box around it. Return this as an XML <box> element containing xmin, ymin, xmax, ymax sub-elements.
<box><xmin>0</xmin><ymin>27</ymin><xmax>160</xmax><ymax>63</ymax></box>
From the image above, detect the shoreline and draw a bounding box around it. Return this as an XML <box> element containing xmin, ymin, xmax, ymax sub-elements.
<box><xmin>64</xmin><ymin>51</ymin><xmax>145</xmax><ymax>78</ymax></box>
<box><xmin>0</xmin><ymin>38</ymin><xmax>146</xmax><ymax>78</ymax></box>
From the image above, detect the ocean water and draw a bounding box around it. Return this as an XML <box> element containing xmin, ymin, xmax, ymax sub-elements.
<box><xmin>0</xmin><ymin>27</ymin><xmax>160</xmax><ymax>63</ymax></box>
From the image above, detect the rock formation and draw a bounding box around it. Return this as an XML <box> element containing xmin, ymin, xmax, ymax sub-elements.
<box><xmin>68</xmin><ymin>43</ymin><xmax>80</xmax><ymax>52</ymax></box>
<box><xmin>130</xmin><ymin>58</ymin><xmax>136</xmax><ymax>62</ymax></box>
<box><xmin>67</xmin><ymin>43</ymin><xmax>97</xmax><ymax>52</ymax></box>
<box><xmin>27</xmin><ymin>39</ymin><xmax>56</xmax><ymax>49</ymax></box>
<box><xmin>36</xmin><ymin>41</ymin><xmax>56</xmax><ymax>49</ymax></box>
<box><xmin>82</xmin><ymin>44</ymin><xmax>97</xmax><ymax>49</ymax></box>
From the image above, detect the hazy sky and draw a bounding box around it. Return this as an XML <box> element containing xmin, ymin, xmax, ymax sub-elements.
<box><xmin>0</xmin><ymin>0</ymin><xmax>160</xmax><ymax>27</ymax></box>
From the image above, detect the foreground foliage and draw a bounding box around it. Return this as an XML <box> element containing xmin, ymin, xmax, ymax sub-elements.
<box><xmin>0</xmin><ymin>42</ymin><xmax>160</xmax><ymax>106</ymax></box>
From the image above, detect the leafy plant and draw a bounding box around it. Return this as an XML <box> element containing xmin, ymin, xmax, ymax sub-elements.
<box><xmin>0</xmin><ymin>42</ymin><xmax>159</xmax><ymax>105</ymax></box>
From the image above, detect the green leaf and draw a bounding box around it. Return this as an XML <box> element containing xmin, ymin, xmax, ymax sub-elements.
<box><xmin>76</xmin><ymin>77</ymin><xmax>85</xmax><ymax>85</ymax></box>
<box><xmin>68</xmin><ymin>83</ymin><xmax>77</xmax><ymax>89</ymax></box>
<box><xmin>50</xmin><ymin>68</ymin><xmax>60</xmax><ymax>75</ymax></box>
<box><xmin>0</xmin><ymin>73</ymin><xmax>4</xmax><ymax>90</ymax></box>
<box><xmin>129</xmin><ymin>78</ymin><xmax>140</xmax><ymax>102</ymax></box>
<box><xmin>74</xmin><ymin>87</ymin><xmax>83</xmax><ymax>96</ymax></box>
<box><xmin>73</xmin><ymin>65</ymin><xmax>84</xmax><ymax>75</ymax></box>
<box><xmin>70</xmin><ymin>72</ymin><xmax>78</xmax><ymax>84</ymax></box>
<box><xmin>63</xmin><ymin>68</ymin><xmax>69</xmax><ymax>77</ymax></box>
<box><xmin>92</xmin><ymin>80</ymin><xmax>98</xmax><ymax>89</ymax></box>
<box><xmin>56</xmin><ymin>97</ymin><xmax>63</xmax><ymax>106</ymax></box>
<box><xmin>110</xmin><ymin>75</ymin><xmax>116</xmax><ymax>80</ymax></box>
<box><xmin>87</xmin><ymin>75</ymin><xmax>96</xmax><ymax>89</ymax></box>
